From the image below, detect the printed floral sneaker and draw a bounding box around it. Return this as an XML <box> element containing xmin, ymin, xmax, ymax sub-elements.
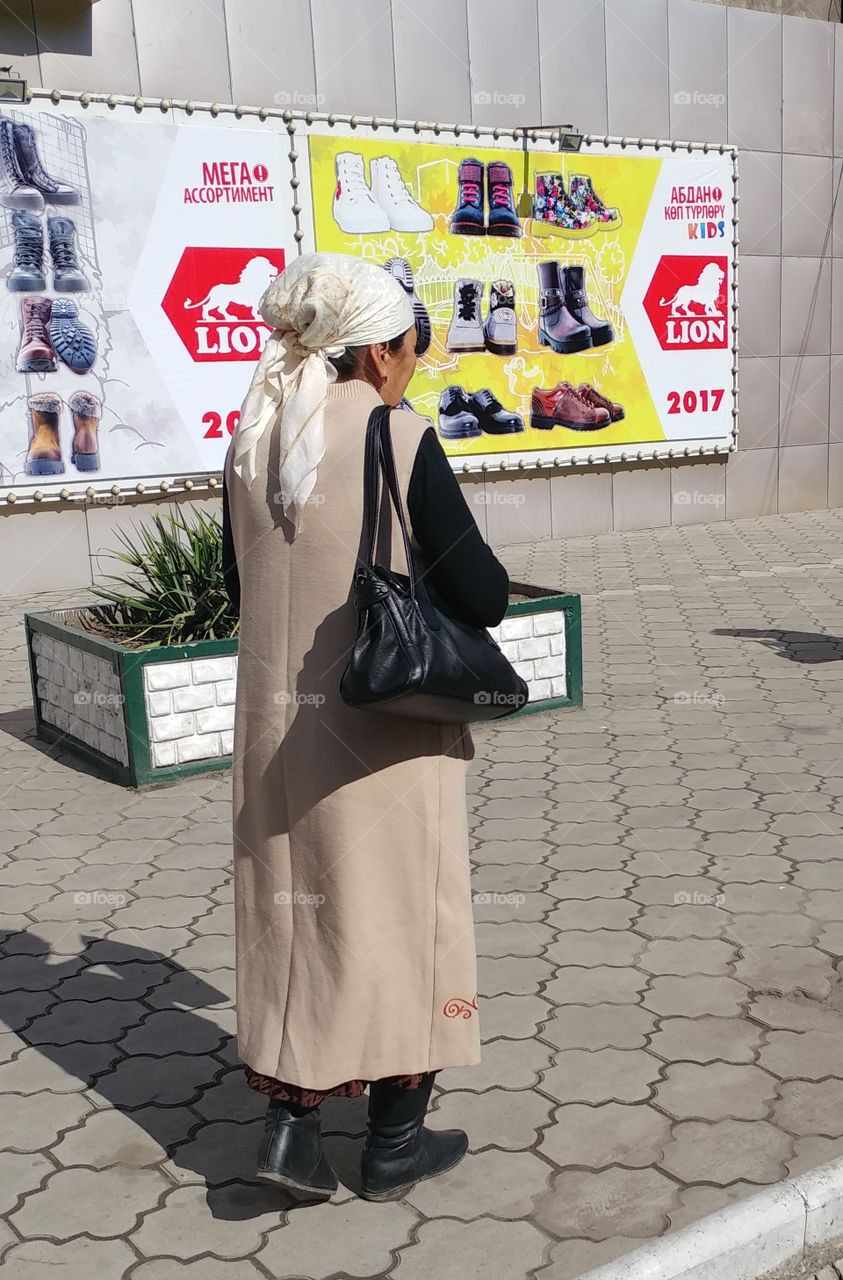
<box><xmin>568</xmin><ymin>174</ymin><xmax>622</xmax><ymax>230</ymax></box>
<box><xmin>529</xmin><ymin>173</ymin><xmax>596</xmax><ymax>239</ymax></box>
<box><xmin>577</xmin><ymin>383</ymin><xmax>625</xmax><ymax>422</ymax></box>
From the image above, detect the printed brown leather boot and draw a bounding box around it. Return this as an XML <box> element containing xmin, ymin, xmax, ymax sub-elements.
<box><xmin>537</xmin><ymin>260</ymin><xmax>591</xmax><ymax>354</ymax></box>
<box><xmin>26</xmin><ymin>392</ymin><xmax>64</xmax><ymax>475</ymax></box>
<box><xmin>577</xmin><ymin>383</ymin><xmax>625</xmax><ymax>422</ymax></box>
<box><xmin>68</xmin><ymin>391</ymin><xmax>101</xmax><ymax>472</ymax></box>
<box><xmin>531</xmin><ymin>383</ymin><xmax>611</xmax><ymax>431</ymax></box>
<box><xmin>16</xmin><ymin>297</ymin><xmax>56</xmax><ymax>373</ymax></box>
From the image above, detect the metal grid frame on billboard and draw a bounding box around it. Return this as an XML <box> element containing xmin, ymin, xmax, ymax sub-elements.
<box><xmin>0</xmin><ymin>89</ymin><xmax>737</xmax><ymax>510</ymax></box>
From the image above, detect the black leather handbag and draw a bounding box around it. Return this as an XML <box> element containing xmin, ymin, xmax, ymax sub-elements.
<box><xmin>340</xmin><ymin>405</ymin><xmax>529</xmax><ymax>724</ymax></box>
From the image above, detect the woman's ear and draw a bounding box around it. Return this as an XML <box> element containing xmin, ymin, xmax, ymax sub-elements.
<box><xmin>366</xmin><ymin>342</ymin><xmax>390</xmax><ymax>388</ymax></box>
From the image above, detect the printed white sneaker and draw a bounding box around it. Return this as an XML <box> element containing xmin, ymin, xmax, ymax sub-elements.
<box><xmin>370</xmin><ymin>157</ymin><xmax>433</xmax><ymax>233</ymax></box>
<box><xmin>333</xmin><ymin>153</ymin><xmax>390</xmax><ymax>234</ymax></box>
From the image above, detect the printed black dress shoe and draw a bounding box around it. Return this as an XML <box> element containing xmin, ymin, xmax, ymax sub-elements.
<box><xmin>469</xmin><ymin>389</ymin><xmax>523</xmax><ymax>434</ymax></box>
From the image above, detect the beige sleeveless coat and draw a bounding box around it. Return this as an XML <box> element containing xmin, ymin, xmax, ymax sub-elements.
<box><xmin>226</xmin><ymin>379</ymin><xmax>480</xmax><ymax>1089</ymax></box>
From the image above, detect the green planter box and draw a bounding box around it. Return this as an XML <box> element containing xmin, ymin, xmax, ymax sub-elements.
<box><xmin>26</xmin><ymin>587</ymin><xmax>581</xmax><ymax>786</ymax></box>
<box><xmin>26</xmin><ymin>608</ymin><xmax>238</xmax><ymax>789</ymax></box>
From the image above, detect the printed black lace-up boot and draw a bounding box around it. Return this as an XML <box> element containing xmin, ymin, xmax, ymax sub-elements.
<box><xmin>0</xmin><ymin>118</ymin><xmax>44</xmax><ymax>211</ymax></box>
<box><xmin>12</xmin><ymin>122</ymin><xmax>80</xmax><ymax>206</ymax></box>
<box><xmin>562</xmin><ymin>264</ymin><xmax>614</xmax><ymax>347</ymax></box>
<box><xmin>537</xmin><ymin>260</ymin><xmax>591</xmax><ymax>354</ymax></box>
<box><xmin>449</xmin><ymin>158</ymin><xmax>485</xmax><ymax>236</ymax></box>
<box><xmin>47</xmin><ymin>217</ymin><xmax>89</xmax><ymax>293</ymax></box>
<box><xmin>486</xmin><ymin>161</ymin><xmax>522</xmax><ymax>238</ymax></box>
<box><xmin>361</xmin><ymin>1074</ymin><xmax>468</xmax><ymax>1202</ymax></box>
<box><xmin>8</xmin><ymin>210</ymin><xmax>46</xmax><ymax>292</ymax></box>
<box><xmin>446</xmin><ymin>278</ymin><xmax>485</xmax><ymax>352</ymax></box>
<box><xmin>255</xmin><ymin>1099</ymin><xmax>338</xmax><ymax>1200</ymax></box>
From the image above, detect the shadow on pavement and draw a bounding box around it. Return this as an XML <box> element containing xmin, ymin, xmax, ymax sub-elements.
<box><xmin>0</xmin><ymin>930</ymin><xmax>368</xmax><ymax>1216</ymax></box>
<box><xmin>0</xmin><ymin>708</ymin><xmax>119</xmax><ymax>783</ymax></box>
<box><xmin>714</xmin><ymin>629</ymin><xmax>843</xmax><ymax>664</ymax></box>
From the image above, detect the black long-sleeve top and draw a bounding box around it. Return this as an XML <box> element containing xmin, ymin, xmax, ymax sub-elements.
<box><xmin>222</xmin><ymin>426</ymin><xmax>509</xmax><ymax>628</ymax></box>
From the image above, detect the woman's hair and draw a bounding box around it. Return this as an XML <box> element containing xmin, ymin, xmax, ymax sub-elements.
<box><xmin>329</xmin><ymin>332</ymin><xmax>408</xmax><ymax>379</ymax></box>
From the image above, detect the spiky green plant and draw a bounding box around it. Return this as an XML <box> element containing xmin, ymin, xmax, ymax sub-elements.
<box><xmin>91</xmin><ymin>507</ymin><xmax>238</xmax><ymax>647</ymax></box>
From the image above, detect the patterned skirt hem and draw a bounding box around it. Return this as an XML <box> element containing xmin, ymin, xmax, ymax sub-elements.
<box><xmin>244</xmin><ymin>1065</ymin><xmax>427</xmax><ymax>1108</ymax></box>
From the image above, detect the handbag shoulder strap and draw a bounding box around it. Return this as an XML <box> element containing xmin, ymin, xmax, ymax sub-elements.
<box><xmin>361</xmin><ymin>404</ymin><xmax>387</xmax><ymax>569</ymax></box>
<box><xmin>378</xmin><ymin>411</ymin><xmax>439</xmax><ymax>621</ymax></box>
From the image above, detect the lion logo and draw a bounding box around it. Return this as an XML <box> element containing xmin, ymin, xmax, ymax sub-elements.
<box><xmin>660</xmin><ymin>262</ymin><xmax>725</xmax><ymax>317</ymax></box>
<box><xmin>184</xmin><ymin>256</ymin><xmax>279</xmax><ymax>322</ymax></box>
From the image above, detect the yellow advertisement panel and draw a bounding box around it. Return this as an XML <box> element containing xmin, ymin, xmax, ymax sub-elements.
<box><xmin>298</xmin><ymin>126</ymin><xmax>735</xmax><ymax>466</ymax></box>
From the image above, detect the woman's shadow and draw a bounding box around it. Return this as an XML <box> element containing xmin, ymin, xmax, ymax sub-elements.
<box><xmin>0</xmin><ymin>930</ymin><xmax>368</xmax><ymax>1218</ymax></box>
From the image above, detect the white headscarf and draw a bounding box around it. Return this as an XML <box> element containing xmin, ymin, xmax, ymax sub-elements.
<box><xmin>232</xmin><ymin>252</ymin><xmax>414</xmax><ymax>534</ymax></box>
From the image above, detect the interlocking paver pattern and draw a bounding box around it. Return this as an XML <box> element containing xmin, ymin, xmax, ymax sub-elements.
<box><xmin>5</xmin><ymin>511</ymin><xmax>843</xmax><ymax>1276</ymax></box>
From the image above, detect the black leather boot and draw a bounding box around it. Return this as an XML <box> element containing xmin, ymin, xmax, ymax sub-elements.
<box><xmin>255</xmin><ymin>1099</ymin><xmax>338</xmax><ymax>1199</ymax></box>
<box><xmin>360</xmin><ymin>1074</ymin><xmax>468</xmax><ymax>1202</ymax></box>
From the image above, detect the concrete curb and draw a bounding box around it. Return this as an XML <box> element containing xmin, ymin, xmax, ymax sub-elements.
<box><xmin>576</xmin><ymin>1158</ymin><xmax>843</xmax><ymax>1280</ymax></box>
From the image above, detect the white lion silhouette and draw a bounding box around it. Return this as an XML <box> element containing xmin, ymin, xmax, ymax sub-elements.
<box><xmin>184</xmin><ymin>257</ymin><xmax>278</xmax><ymax>322</ymax></box>
<box><xmin>660</xmin><ymin>262</ymin><xmax>725</xmax><ymax>317</ymax></box>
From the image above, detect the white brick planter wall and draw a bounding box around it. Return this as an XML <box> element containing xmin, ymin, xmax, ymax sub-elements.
<box><xmin>490</xmin><ymin>608</ymin><xmax>569</xmax><ymax>705</ymax></box>
<box><xmin>31</xmin><ymin>630</ymin><xmax>129</xmax><ymax>766</ymax></box>
<box><xmin>26</xmin><ymin>609</ymin><xmax>239</xmax><ymax>787</ymax></box>
<box><xmin>144</xmin><ymin>656</ymin><xmax>236</xmax><ymax>769</ymax></box>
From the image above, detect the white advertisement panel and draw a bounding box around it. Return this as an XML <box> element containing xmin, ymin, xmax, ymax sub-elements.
<box><xmin>0</xmin><ymin>99</ymin><xmax>295</xmax><ymax>495</ymax></box>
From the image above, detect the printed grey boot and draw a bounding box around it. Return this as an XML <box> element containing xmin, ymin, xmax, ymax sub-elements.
<box><xmin>483</xmin><ymin>279</ymin><xmax>517</xmax><ymax>356</ymax></box>
<box><xmin>48</xmin><ymin>217</ymin><xmax>89</xmax><ymax>293</ymax></box>
<box><xmin>446</xmin><ymin>278</ymin><xmax>485</xmax><ymax>353</ymax></box>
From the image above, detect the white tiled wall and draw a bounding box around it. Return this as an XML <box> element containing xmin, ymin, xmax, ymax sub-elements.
<box><xmin>489</xmin><ymin>609</ymin><xmax>568</xmax><ymax>704</ymax></box>
<box><xmin>0</xmin><ymin>0</ymin><xmax>840</xmax><ymax>565</ymax></box>
<box><xmin>143</xmin><ymin>655</ymin><xmax>236</xmax><ymax>769</ymax></box>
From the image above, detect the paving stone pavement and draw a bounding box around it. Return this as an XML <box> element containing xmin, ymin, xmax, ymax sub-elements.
<box><xmin>4</xmin><ymin>510</ymin><xmax>843</xmax><ymax>1278</ymax></box>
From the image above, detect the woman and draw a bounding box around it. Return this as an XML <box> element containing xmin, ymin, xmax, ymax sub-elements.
<box><xmin>223</xmin><ymin>253</ymin><xmax>509</xmax><ymax>1203</ymax></box>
